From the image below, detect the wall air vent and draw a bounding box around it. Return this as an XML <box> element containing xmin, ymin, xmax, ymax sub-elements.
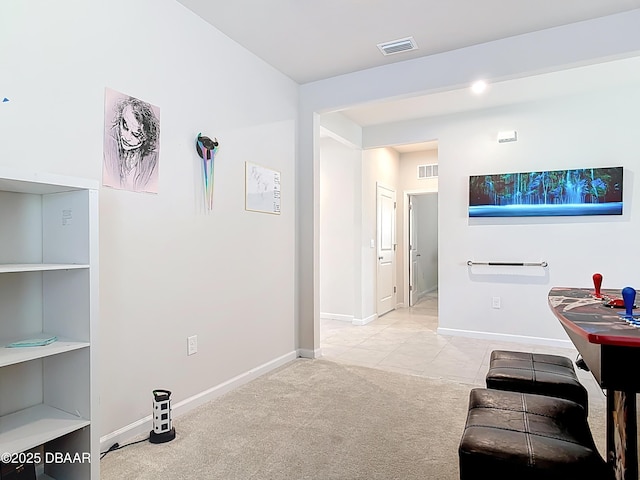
<box><xmin>377</xmin><ymin>36</ymin><xmax>418</xmax><ymax>56</ymax></box>
<box><xmin>418</xmin><ymin>164</ymin><xmax>438</xmax><ymax>179</ymax></box>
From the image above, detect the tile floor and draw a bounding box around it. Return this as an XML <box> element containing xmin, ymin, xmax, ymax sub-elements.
<box><xmin>320</xmin><ymin>290</ymin><xmax>607</xmax><ymax>411</ymax></box>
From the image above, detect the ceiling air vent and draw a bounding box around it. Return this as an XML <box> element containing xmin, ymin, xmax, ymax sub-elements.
<box><xmin>418</xmin><ymin>164</ymin><xmax>438</xmax><ymax>179</ymax></box>
<box><xmin>377</xmin><ymin>36</ymin><xmax>418</xmax><ymax>56</ymax></box>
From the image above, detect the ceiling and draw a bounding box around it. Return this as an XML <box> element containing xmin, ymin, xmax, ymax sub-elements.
<box><xmin>176</xmin><ymin>1</ymin><xmax>640</xmax><ymax>148</ymax></box>
<box><xmin>342</xmin><ymin>54</ymin><xmax>640</xmax><ymax>128</ymax></box>
<box><xmin>177</xmin><ymin>0</ymin><xmax>640</xmax><ymax>84</ymax></box>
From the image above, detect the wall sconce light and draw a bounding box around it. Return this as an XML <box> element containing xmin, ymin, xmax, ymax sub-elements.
<box><xmin>497</xmin><ymin>130</ymin><xmax>517</xmax><ymax>143</ymax></box>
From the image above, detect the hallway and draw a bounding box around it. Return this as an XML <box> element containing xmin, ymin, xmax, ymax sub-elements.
<box><xmin>320</xmin><ymin>291</ymin><xmax>605</xmax><ymax>408</ymax></box>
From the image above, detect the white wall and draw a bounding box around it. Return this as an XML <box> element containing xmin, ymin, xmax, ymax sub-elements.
<box><xmin>319</xmin><ymin>139</ymin><xmax>440</xmax><ymax>320</ymax></box>
<box><xmin>360</xmin><ymin>148</ymin><xmax>399</xmax><ymax>321</ymax></box>
<box><xmin>436</xmin><ymin>86</ymin><xmax>640</xmax><ymax>344</ymax></box>
<box><xmin>1</xmin><ymin>0</ymin><xmax>298</xmax><ymax>441</ymax></box>
<box><xmin>318</xmin><ymin>119</ymin><xmax>403</xmax><ymax>326</ymax></box>
<box><xmin>319</xmin><ymin>136</ymin><xmax>358</xmax><ymax>321</ymax></box>
<box><xmin>365</xmin><ymin>83</ymin><xmax>640</xmax><ymax>345</ymax></box>
<box><xmin>399</xmin><ymin>150</ymin><xmax>439</xmax><ymax>192</ymax></box>
<box><xmin>299</xmin><ymin>10</ymin><xmax>640</xmax><ymax>352</ymax></box>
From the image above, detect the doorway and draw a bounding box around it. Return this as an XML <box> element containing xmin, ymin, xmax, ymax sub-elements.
<box><xmin>407</xmin><ymin>192</ymin><xmax>438</xmax><ymax>307</ymax></box>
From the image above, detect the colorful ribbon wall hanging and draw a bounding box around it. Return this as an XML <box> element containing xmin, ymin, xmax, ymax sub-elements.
<box><xmin>195</xmin><ymin>133</ymin><xmax>219</xmax><ymax>211</ymax></box>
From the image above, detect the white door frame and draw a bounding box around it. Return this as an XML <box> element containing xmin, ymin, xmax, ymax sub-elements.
<box><xmin>402</xmin><ymin>187</ymin><xmax>438</xmax><ymax>308</ymax></box>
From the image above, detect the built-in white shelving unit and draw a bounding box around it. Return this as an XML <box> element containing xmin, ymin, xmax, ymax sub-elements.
<box><xmin>0</xmin><ymin>168</ymin><xmax>98</xmax><ymax>480</ymax></box>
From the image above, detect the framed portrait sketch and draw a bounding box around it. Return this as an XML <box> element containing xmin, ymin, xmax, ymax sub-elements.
<box><xmin>103</xmin><ymin>88</ymin><xmax>161</xmax><ymax>193</ymax></box>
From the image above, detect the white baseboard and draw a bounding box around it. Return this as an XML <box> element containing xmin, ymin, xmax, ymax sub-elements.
<box><xmin>320</xmin><ymin>312</ymin><xmax>378</xmax><ymax>326</ymax></box>
<box><xmin>436</xmin><ymin>327</ymin><xmax>574</xmax><ymax>349</ymax></box>
<box><xmin>297</xmin><ymin>347</ymin><xmax>322</xmax><ymax>359</ymax></box>
<box><xmin>99</xmin><ymin>350</ymin><xmax>298</xmax><ymax>450</ymax></box>
<box><xmin>320</xmin><ymin>312</ymin><xmax>354</xmax><ymax>322</ymax></box>
<box><xmin>353</xmin><ymin>313</ymin><xmax>377</xmax><ymax>326</ymax></box>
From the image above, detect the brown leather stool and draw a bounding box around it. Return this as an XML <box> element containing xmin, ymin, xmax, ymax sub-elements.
<box><xmin>459</xmin><ymin>388</ymin><xmax>610</xmax><ymax>480</ymax></box>
<box><xmin>486</xmin><ymin>350</ymin><xmax>588</xmax><ymax>413</ymax></box>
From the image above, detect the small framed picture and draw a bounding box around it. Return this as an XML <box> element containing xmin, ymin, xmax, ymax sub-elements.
<box><xmin>245</xmin><ymin>162</ymin><xmax>281</xmax><ymax>215</ymax></box>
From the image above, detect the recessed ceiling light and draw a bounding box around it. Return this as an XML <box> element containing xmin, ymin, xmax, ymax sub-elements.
<box><xmin>471</xmin><ymin>80</ymin><xmax>488</xmax><ymax>94</ymax></box>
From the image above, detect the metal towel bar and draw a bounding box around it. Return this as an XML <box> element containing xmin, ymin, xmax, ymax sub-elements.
<box><xmin>467</xmin><ymin>260</ymin><xmax>548</xmax><ymax>267</ymax></box>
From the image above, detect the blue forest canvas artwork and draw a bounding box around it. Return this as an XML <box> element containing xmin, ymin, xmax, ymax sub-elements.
<box><xmin>468</xmin><ymin>166</ymin><xmax>623</xmax><ymax>217</ymax></box>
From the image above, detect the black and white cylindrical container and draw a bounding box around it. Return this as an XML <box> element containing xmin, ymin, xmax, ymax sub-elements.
<box><xmin>149</xmin><ymin>389</ymin><xmax>176</xmax><ymax>443</ymax></box>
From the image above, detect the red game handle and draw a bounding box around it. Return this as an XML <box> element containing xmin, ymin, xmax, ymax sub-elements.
<box><xmin>593</xmin><ymin>273</ymin><xmax>603</xmax><ymax>298</ymax></box>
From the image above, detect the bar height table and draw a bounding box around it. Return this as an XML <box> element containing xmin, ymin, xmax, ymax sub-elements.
<box><xmin>549</xmin><ymin>287</ymin><xmax>640</xmax><ymax>480</ymax></box>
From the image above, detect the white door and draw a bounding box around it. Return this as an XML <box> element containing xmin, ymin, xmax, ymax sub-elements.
<box><xmin>408</xmin><ymin>197</ymin><xmax>419</xmax><ymax>307</ymax></box>
<box><xmin>377</xmin><ymin>184</ymin><xmax>396</xmax><ymax>316</ymax></box>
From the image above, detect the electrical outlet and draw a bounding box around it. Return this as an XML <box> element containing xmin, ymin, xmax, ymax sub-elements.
<box><xmin>187</xmin><ymin>335</ymin><xmax>197</xmax><ymax>355</ymax></box>
<box><xmin>492</xmin><ymin>297</ymin><xmax>501</xmax><ymax>309</ymax></box>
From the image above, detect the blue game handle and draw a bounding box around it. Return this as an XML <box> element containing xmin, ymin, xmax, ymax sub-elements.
<box><xmin>618</xmin><ymin>287</ymin><xmax>640</xmax><ymax>326</ymax></box>
<box><xmin>622</xmin><ymin>286</ymin><xmax>637</xmax><ymax>318</ymax></box>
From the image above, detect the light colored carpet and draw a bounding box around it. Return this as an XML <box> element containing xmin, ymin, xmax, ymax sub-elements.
<box><xmin>100</xmin><ymin>358</ymin><xmax>606</xmax><ymax>479</ymax></box>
